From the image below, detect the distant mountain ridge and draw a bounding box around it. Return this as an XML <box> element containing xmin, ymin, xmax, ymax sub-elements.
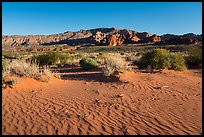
<box><xmin>161</xmin><ymin>33</ymin><xmax>202</xmax><ymax>41</ymax></box>
<box><xmin>2</xmin><ymin>28</ymin><xmax>202</xmax><ymax>47</ymax></box>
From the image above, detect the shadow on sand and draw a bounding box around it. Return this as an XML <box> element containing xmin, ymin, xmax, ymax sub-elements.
<box><xmin>51</xmin><ymin>65</ymin><xmax>120</xmax><ymax>83</ymax></box>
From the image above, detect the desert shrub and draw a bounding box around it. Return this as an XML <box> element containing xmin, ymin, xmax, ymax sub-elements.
<box><xmin>31</xmin><ymin>52</ymin><xmax>70</xmax><ymax>66</ymax></box>
<box><xmin>96</xmin><ymin>52</ymin><xmax>110</xmax><ymax>65</ymax></box>
<box><xmin>2</xmin><ymin>60</ymin><xmax>6</xmax><ymax>81</ymax></box>
<box><xmin>79</xmin><ymin>58</ymin><xmax>98</xmax><ymax>70</ymax></box>
<box><xmin>42</xmin><ymin>67</ymin><xmax>54</xmax><ymax>79</ymax></box>
<box><xmin>137</xmin><ymin>49</ymin><xmax>171</xmax><ymax>69</ymax></box>
<box><xmin>102</xmin><ymin>54</ymin><xmax>128</xmax><ymax>76</ymax></box>
<box><xmin>169</xmin><ymin>53</ymin><xmax>186</xmax><ymax>71</ymax></box>
<box><xmin>185</xmin><ymin>48</ymin><xmax>202</xmax><ymax>68</ymax></box>
<box><xmin>2</xmin><ymin>60</ymin><xmax>60</xmax><ymax>81</ymax></box>
<box><xmin>31</xmin><ymin>52</ymin><xmax>57</xmax><ymax>66</ymax></box>
<box><xmin>136</xmin><ymin>49</ymin><xmax>187</xmax><ymax>71</ymax></box>
<box><xmin>6</xmin><ymin>60</ymin><xmax>41</xmax><ymax>79</ymax></box>
<box><xmin>2</xmin><ymin>60</ymin><xmax>6</xmax><ymax>72</ymax></box>
<box><xmin>2</xmin><ymin>60</ymin><xmax>12</xmax><ymax>80</ymax></box>
<box><xmin>1</xmin><ymin>59</ymin><xmax>61</xmax><ymax>89</ymax></box>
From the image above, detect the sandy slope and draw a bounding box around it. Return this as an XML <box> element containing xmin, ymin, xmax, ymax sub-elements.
<box><xmin>2</xmin><ymin>67</ymin><xmax>202</xmax><ymax>135</ymax></box>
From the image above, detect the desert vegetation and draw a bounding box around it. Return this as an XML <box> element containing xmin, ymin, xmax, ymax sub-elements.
<box><xmin>30</xmin><ymin>52</ymin><xmax>72</xmax><ymax>67</ymax></box>
<box><xmin>102</xmin><ymin>53</ymin><xmax>129</xmax><ymax>76</ymax></box>
<box><xmin>2</xmin><ymin>58</ymin><xmax>60</xmax><ymax>88</ymax></box>
<box><xmin>185</xmin><ymin>47</ymin><xmax>202</xmax><ymax>68</ymax></box>
<box><xmin>135</xmin><ymin>49</ymin><xmax>186</xmax><ymax>71</ymax></box>
<box><xmin>79</xmin><ymin>58</ymin><xmax>98</xmax><ymax>70</ymax></box>
<box><xmin>2</xmin><ymin>44</ymin><xmax>202</xmax><ymax>89</ymax></box>
<box><xmin>2</xmin><ymin>43</ymin><xmax>202</xmax><ymax>135</ymax></box>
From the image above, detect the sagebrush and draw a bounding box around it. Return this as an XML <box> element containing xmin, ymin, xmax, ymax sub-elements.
<box><xmin>102</xmin><ymin>54</ymin><xmax>128</xmax><ymax>76</ymax></box>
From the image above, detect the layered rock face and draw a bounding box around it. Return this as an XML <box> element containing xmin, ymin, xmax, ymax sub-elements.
<box><xmin>125</xmin><ymin>33</ymin><xmax>141</xmax><ymax>43</ymax></box>
<box><xmin>106</xmin><ymin>34</ymin><xmax>124</xmax><ymax>46</ymax></box>
<box><xmin>2</xmin><ymin>28</ymin><xmax>201</xmax><ymax>47</ymax></box>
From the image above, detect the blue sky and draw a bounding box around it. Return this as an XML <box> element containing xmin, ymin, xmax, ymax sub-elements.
<box><xmin>2</xmin><ymin>2</ymin><xmax>202</xmax><ymax>36</ymax></box>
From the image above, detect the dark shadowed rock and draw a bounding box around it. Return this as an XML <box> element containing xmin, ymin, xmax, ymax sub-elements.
<box><xmin>160</xmin><ymin>33</ymin><xmax>202</xmax><ymax>45</ymax></box>
<box><xmin>164</xmin><ymin>37</ymin><xmax>193</xmax><ymax>45</ymax></box>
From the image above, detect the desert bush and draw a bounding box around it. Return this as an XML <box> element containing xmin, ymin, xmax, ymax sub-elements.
<box><xmin>2</xmin><ymin>60</ymin><xmax>13</xmax><ymax>80</ymax></box>
<box><xmin>2</xmin><ymin>60</ymin><xmax>6</xmax><ymax>81</ymax></box>
<box><xmin>137</xmin><ymin>49</ymin><xmax>171</xmax><ymax>69</ymax></box>
<box><xmin>185</xmin><ymin>48</ymin><xmax>202</xmax><ymax>68</ymax></box>
<box><xmin>79</xmin><ymin>58</ymin><xmax>98</xmax><ymax>70</ymax></box>
<box><xmin>102</xmin><ymin>54</ymin><xmax>128</xmax><ymax>76</ymax></box>
<box><xmin>67</xmin><ymin>53</ymin><xmax>86</xmax><ymax>66</ymax></box>
<box><xmin>2</xmin><ymin>60</ymin><xmax>6</xmax><ymax>72</ymax></box>
<box><xmin>136</xmin><ymin>49</ymin><xmax>187</xmax><ymax>71</ymax></box>
<box><xmin>31</xmin><ymin>52</ymin><xmax>70</xmax><ymax>66</ymax></box>
<box><xmin>169</xmin><ymin>53</ymin><xmax>186</xmax><ymax>71</ymax></box>
<box><xmin>5</xmin><ymin>60</ymin><xmax>41</xmax><ymax>79</ymax></box>
<box><xmin>2</xmin><ymin>60</ymin><xmax>60</xmax><ymax>81</ymax></box>
<box><xmin>96</xmin><ymin>52</ymin><xmax>110</xmax><ymax>65</ymax></box>
<box><xmin>42</xmin><ymin>67</ymin><xmax>54</xmax><ymax>79</ymax></box>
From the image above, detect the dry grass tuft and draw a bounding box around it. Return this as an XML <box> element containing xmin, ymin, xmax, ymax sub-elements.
<box><xmin>102</xmin><ymin>53</ymin><xmax>129</xmax><ymax>76</ymax></box>
<box><xmin>2</xmin><ymin>60</ymin><xmax>61</xmax><ymax>83</ymax></box>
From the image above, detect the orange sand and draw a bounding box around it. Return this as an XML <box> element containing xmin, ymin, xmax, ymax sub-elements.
<box><xmin>2</xmin><ymin>67</ymin><xmax>202</xmax><ymax>135</ymax></box>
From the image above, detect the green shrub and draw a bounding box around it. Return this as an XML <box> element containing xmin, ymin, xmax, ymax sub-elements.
<box><xmin>31</xmin><ymin>52</ymin><xmax>70</xmax><ymax>66</ymax></box>
<box><xmin>2</xmin><ymin>60</ymin><xmax>6</xmax><ymax>81</ymax></box>
<box><xmin>79</xmin><ymin>58</ymin><xmax>98</xmax><ymax>70</ymax></box>
<box><xmin>169</xmin><ymin>53</ymin><xmax>186</xmax><ymax>70</ymax></box>
<box><xmin>137</xmin><ymin>49</ymin><xmax>171</xmax><ymax>69</ymax></box>
<box><xmin>185</xmin><ymin>48</ymin><xmax>202</xmax><ymax>68</ymax></box>
<box><xmin>136</xmin><ymin>49</ymin><xmax>187</xmax><ymax>71</ymax></box>
<box><xmin>2</xmin><ymin>60</ymin><xmax>6</xmax><ymax>72</ymax></box>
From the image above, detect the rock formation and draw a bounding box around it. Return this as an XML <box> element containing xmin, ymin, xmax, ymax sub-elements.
<box><xmin>160</xmin><ymin>33</ymin><xmax>202</xmax><ymax>45</ymax></box>
<box><xmin>2</xmin><ymin>28</ymin><xmax>202</xmax><ymax>47</ymax></box>
<box><xmin>92</xmin><ymin>31</ymin><xmax>107</xmax><ymax>45</ymax></box>
<box><xmin>106</xmin><ymin>34</ymin><xmax>124</xmax><ymax>46</ymax></box>
<box><xmin>163</xmin><ymin>37</ymin><xmax>193</xmax><ymax>45</ymax></box>
<box><xmin>142</xmin><ymin>34</ymin><xmax>161</xmax><ymax>43</ymax></box>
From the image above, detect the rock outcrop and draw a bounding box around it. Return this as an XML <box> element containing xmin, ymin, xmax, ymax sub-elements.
<box><xmin>91</xmin><ymin>31</ymin><xmax>107</xmax><ymax>45</ymax></box>
<box><xmin>128</xmin><ymin>34</ymin><xmax>141</xmax><ymax>43</ymax></box>
<box><xmin>136</xmin><ymin>32</ymin><xmax>152</xmax><ymax>40</ymax></box>
<box><xmin>142</xmin><ymin>34</ymin><xmax>161</xmax><ymax>43</ymax></box>
<box><xmin>106</xmin><ymin>34</ymin><xmax>124</xmax><ymax>46</ymax></box>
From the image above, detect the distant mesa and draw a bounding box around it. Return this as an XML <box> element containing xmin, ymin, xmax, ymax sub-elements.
<box><xmin>2</xmin><ymin>28</ymin><xmax>202</xmax><ymax>47</ymax></box>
